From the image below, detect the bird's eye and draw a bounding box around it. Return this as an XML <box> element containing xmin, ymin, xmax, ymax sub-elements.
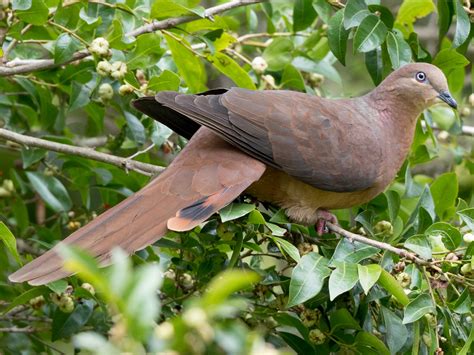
<box><xmin>415</xmin><ymin>71</ymin><xmax>426</xmax><ymax>82</ymax></box>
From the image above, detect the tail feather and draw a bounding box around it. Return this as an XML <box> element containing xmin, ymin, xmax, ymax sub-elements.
<box><xmin>9</xmin><ymin>128</ymin><xmax>265</xmax><ymax>285</ymax></box>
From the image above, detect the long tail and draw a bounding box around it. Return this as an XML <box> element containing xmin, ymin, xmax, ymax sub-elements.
<box><xmin>9</xmin><ymin>127</ymin><xmax>265</xmax><ymax>285</ymax></box>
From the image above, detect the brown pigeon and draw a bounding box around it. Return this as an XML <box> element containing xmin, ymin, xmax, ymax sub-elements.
<box><xmin>9</xmin><ymin>63</ymin><xmax>457</xmax><ymax>285</ymax></box>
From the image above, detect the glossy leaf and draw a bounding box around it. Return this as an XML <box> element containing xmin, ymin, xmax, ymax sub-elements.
<box><xmin>164</xmin><ymin>34</ymin><xmax>207</xmax><ymax>93</ymax></box>
<box><xmin>54</xmin><ymin>33</ymin><xmax>81</xmax><ymax>64</ymax></box>
<box><xmin>357</xmin><ymin>264</ymin><xmax>381</xmax><ymax>294</ymax></box>
<box><xmin>330</xmin><ymin>238</ymin><xmax>380</xmax><ymax>265</ymax></box>
<box><xmin>403</xmin><ymin>293</ymin><xmax>435</xmax><ymax>324</ymax></box>
<box><xmin>270</xmin><ymin>236</ymin><xmax>300</xmax><ymax>262</ymax></box>
<box><xmin>425</xmin><ymin>222</ymin><xmax>462</xmax><ymax>251</ymax></box>
<box><xmin>207</xmin><ymin>52</ymin><xmax>256</xmax><ymax>89</ymax></box>
<box><xmin>386</xmin><ymin>30</ymin><xmax>412</xmax><ymax>69</ymax></box>
<box><xmin>0</xmin><ymin>222</ymin><xmax>21</xmax><ymax>265</ymax></box>
<box><xmin>395</xmin><ymin>0</ymin><xmax>436</xmax><ymax>34</ymax></box>
<box><xmin>327</xmin><ymin>10</ymin><xmax>349</xmax><ymax>65</ymax></box>
<box><xmin>382</xmin><ymin>307</ymin><xmax>408</xmax><ymax>354</ymax></box>
<box><xmin>344</xmin><ymin>0</ymin><xmax>370</xmax><ymax>29</ymax></box>
<box><xmin>148</xmin><ymin>70</ymin><xmax>181</xmax><ymax>92</ymax></box>
<box><xmin>328</xmin><ymin>261</ymin><xmax>358</xmax><ymax>301</ymax></box>
<box><xmin>430</xmin><ymin>172</ymin><xmax>458</xmax><ymax>218</ymax></box>
<box><xmin>353</xmin><ymin>15</ymin><xmax>388</xmax><ymax>53</ymax></box>
<box><xmin>404</xmin><ymin>234</ymin><xmax>432</xmax><ymax>259</ymax></box>
<box><xmin>26</xmin><ymin>172</ymin><xmax>72</xmax><ymax>212</ymax></box>
<box><xmin>220</xmin><ymin>203</ymin><xmax>255</xmax><ymax>223</ymax></box>
<box><xmin>14</xmin><ymin>0</ymin><xmax>48</xmax><ymax>25</ymax></box>
<box><xmin>293</xmin><ymin>0</ymin><xmax>317</xmax><ymax>32</ymax></box>
<box><xmin>288</xmin><ymin>253</ymin><xmax>331</xmax><ymax>307</ymax></box>
<box><xmin>453</xmin><ymin>0</ymin><xmax>470</xmax><ymax>47</ymax></box>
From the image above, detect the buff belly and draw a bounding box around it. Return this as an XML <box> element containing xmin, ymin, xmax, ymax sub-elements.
<box><xmin>245</xmin><ymin>167</ymin><xmax>384</xmax><ymax>225</ymax></box>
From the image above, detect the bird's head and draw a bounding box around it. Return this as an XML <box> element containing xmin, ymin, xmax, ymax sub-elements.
<box><xmin>381</xmin><ymin>63</ymin><xmax>457</xmax><ymax>110</ymax></box>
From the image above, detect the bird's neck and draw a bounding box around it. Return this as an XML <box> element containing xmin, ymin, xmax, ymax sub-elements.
<box><xmin>364</xmin><ymin>85</ymin><xmax>423</xmax><ymax>184</ymax></box>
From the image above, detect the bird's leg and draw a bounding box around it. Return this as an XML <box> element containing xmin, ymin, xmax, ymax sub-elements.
<box><xmin>315</xmin><ymin>209</ymin><xmax>338</xmax><ymax>236</ymax></box>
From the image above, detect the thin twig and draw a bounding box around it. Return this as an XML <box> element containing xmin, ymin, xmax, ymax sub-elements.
<box><xmin>0</xmin><ymin>326</ymin><xmax>47</xmax><ymax>333</ymax></box>
<box><xmin>127</xmin><ymin>0</ymin><xmax>266</xmax><ymax>37</ymax></box>
<box><xmin>0</xmin><ymin>128</ymin><xmax>164</xmax><ymax>176</ymax></box>
<box><xmin>326</xmin><ymin>222</ymin><xmax>442</xmax><ymax>272</ymax></box>
<box><xmin>0</xmin><ymin>0</ymin><xmax>267</xmax><ymax>76</ymax></box>
<box><xmin>0</xmin><ymin>51</ymin><xmax>90</xmax><ymax>76</ymax></box>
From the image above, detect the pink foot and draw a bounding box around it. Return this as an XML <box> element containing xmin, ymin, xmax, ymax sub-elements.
<box><xmin>315</xmin><ymin>209</ymin><xmax>338</xmax><ymax>236</ymax></box>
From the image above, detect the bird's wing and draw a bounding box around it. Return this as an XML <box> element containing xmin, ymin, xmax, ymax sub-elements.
<box><xmin>156</xmin><ymin>88</ymin><xmax>383</xmax><ymax>192</ymax></box>
<box><xmin>9</xmin><ymin>128</ymin><xmax>265</xmax><ymax>285</ymax></box>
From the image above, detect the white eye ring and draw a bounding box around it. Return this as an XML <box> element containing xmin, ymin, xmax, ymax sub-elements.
<box><xmin>415</xmin><ymin>71</ymin><xmax>426</xmax><ymax>82</ymax></box>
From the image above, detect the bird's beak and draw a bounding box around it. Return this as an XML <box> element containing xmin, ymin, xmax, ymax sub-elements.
<box><xmin>438</xmin><ymin>90</ymin><xmax>457</xmax><ymax>109</ymax></box>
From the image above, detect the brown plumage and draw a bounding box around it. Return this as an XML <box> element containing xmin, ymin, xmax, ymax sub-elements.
<box><xmin>10</xmin><ymin>63</ymin><xmax>456</xmax><ymax>285</ymax></box>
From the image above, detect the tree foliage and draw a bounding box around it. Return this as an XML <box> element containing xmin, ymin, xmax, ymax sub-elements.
<box><xmin>0</xmin><ymin>0</ymin><xmax>473</xmax><ymax>354</ymax></box>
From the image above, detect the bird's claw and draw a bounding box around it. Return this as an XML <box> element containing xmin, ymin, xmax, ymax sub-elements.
<box><xmin>315</xmin><ymin>209</ymin><xmax>338</xmax><ymax>236</ymax></box>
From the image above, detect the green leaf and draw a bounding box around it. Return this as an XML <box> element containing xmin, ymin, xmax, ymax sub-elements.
<box><xmin>281</xmin><ymin>64</ymin><xmax>305</xmax><ymax>91</ymax></box>
<box><xmin>47</xmin><ymin>280</ymin><xmax>69</xmax><ymax>295</ymax></box>
<box><xmin>201</xmin><ymin>269</ymin><xmax>260</xmax><ymax>308</ymax></box>
<box><xmin>432</xmin><ymin>48</ymin><xmax>469</xmax><ymax>78</ymax></box>
<box><xmin>430</xmin><ymin>172</ymin><xmax>458</xmax><ymax>218</ymax></box>
<box><xmin>164</xmin><ymin>34</ymin><xmax>207</xmax><ymax>93</ymax></box>
<box><xmin>220</xmin><ymin>203</ymin><xmax>255</xmax><ymax>223</ymax></box>
<box><xmin>14</xmin><ymin>0</ymin><xmax>49</xmax><ymax>25</ymax></box>
<box><xmin>0</xmin><ymin>222</ymin><xmax>21</xmax><ymax>265</ymax></box>
<box><xmin>151</xmin><ymin>0</ymin><xmax>203</xmax><ymax>19</ymax></box>
<box><xmin>357</xmin><ymin>264</ymin><xmax>381</xmax><ymax>294</ymax></box>
<box><xmin>354</xmin><ymin>331</ymin><xmax>390</xmax><ymax>355</ymax></box>
<box><xmin>151</xmin><ymin>121</ymin><xmax>173</xmax><ymax>146</ymax></box>
<box><xmin>54</xmin><ymin>33</ymin><xmax>81</xmax><ymax>64</ymax></box>
<box><xmin>278</xmin><ymin>331</ymin><xmax>315</xmax><ymax>354</ymax></box>
<box><xmin>453</xmin><ymin>0</ymin><xmax>470</xmax><ymax>47</ymax></box>
<box><xmin>148</xmin><ymin>70</ymin><xmax>180</xmax><ymax>92</ymax></box>
<box><xmin>124</xmin><ymin>112</ymin><xmax>146</xmax><ymax>145</ymax></box>
<box><xmin>127</xmin><ymin>33</ymin><xmax>164</xmax><ymax>70</ymax></box>
<box><xmin>438</xmin><ymin>0</ymin><xmax>453</xmax><ymax>40</ymax></box>
<box><xmin>330</xmin><ymin>238</ymin><xmax>380</xmax><ymax>265</ymax></box>
<box><xmin>458</xmin><ymin>207</ymin><xmax>474</xmax><ymax>231</ymax></box>
<box><xmin>386</xmin><ymin>30</ymin><xmax>412</xmax><ymax>69</ymax></box>
<box><xmin>266</xmin><ymin>222</ymin><xmax>287</xmax><ymax>237</ymax></box>
<box><xmin>395</xmin><ymin>0</ymin><xmax>436</xmax><ymax>34</ymax></box>
<box><xmin>377</xmin><ymin>269</ymin><xmax>410</xmax><ymax>306</ymax></box>
<box><xmin>207</xmin><ymin>52</ymin><xmax>256</xmax><ymax>89</ymax></box>
<box><xmin>262</xmin><ymin>38</ymin><xmax>294</xmax><ymax>71</ymax></box>
<box><xmin>287</xmin><ymin>253</ymin><xmax>331</xmax><ymax>307</ymax></box>
<box><xmin>425</xmin><ymin>222</ymin><xmax>462</xmax><ymax>251</ymax></box>
<box><xmin>450</xmin><ymin>288</ymin><xmax>471</xmax><ymax>314</ymax></box>
<box><xmin>330</xmin><ymin>308</ymin><xmax>361</xmax><ymax>331</ymax></box>
<box><xmin>52</xmin><ymin>299</ymin><xmax>95</xmax><ymax>341</ymax></box>
<box><xmin>382</xmin><ymin>307</ymin><xmax>408</xmax><ymax>354</ymax></box>
<box><xmin>404</xmin><ymin>234</ymin><xmax>432</xmax><ymax>259</ymax></box>
<box><xmin>344</xmin><ymin>0</ymin><xmax>370</xmax><ymax>29</ymax></box>
<box><xmin>269</xmin><ymin>236</ymin><xmax>300</xmax><ymax>263</ymax></box>
<box><xmin>26</xmin><ymin>172</ymin><xmax>72</xmax><ymax>212</ymax></box>
<box><xmin>1</xmin><ymin>287</ymin><xmax>48</xmax><ymax>314</ymax></box>
<box><xmin>21</xmin><ymin>147</ymin><xmax>46</xmax><ymax>169</ymax></box>
<box><xmin>327</xmin><ymin>10</ymin><xmax>349</xmax><ymax>65</ymax></box>
<box><xmin>328</xmin><ymin>261</ymin><xmax>358</xmax><ymax>301</ymax></box>
<box><xmin>402</xmin><ymin>293</ymin><xmax>435</xmax><ymax>324</ymax></box>
<box><xmin>353</xmin><ymin>14</ymin><xmax>388</xmax><ymax>53</ymax></box>
<box><xmin>293</xmin><ymin>0</ymin><xmax>317</xmax><ymax>32</ymax></box>
<box><xmin>247</xmin><ymin>210</ymin><xmax>266</xmax><ymax>224</ymax></box>
<box><xmin>69</xmin><ymin>81</ymin><xmax>93</xmax><ymax>112</ymax></box>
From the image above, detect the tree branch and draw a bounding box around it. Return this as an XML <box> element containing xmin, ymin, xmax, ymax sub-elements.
<box><xmin>326</xmin><ymin>222</ymin><xmax>442</xmax><ymax>272</ymax></box>
<box><xmin>0</xmin><ymin>128</ymin><xmax>164</xmax><ymax>176</ymax></box>
<box><xmin>0</xmin><ymin>51</ymin><xmax>90</xmax><ymax>76</ymax></box>
<box><xmin>128</xmin><ymin>0</ymin><xmax>266</xmax><ymax>37</ymax></box>
<box><xmin>0</xmin><ymin>0</ymin><xmax>267</xmax><ymax>77</ymax></box>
